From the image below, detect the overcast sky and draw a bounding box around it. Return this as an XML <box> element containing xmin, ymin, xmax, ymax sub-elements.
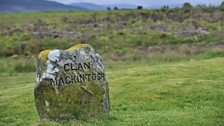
<box><xmin>49</xmin><ymin>0</ymin><xmax>223</xmax><ymax>6</ymax></box>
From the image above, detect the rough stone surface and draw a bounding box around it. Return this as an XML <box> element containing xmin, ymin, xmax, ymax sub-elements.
<box><xmin>34</xmin><ymin>44</ymin><xmax>109</xmax><ymax>121</ymax></box>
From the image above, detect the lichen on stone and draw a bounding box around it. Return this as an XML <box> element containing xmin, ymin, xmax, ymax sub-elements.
<box><xmin>34</xmin><ymin>44</ymin><xmax>109</xmax><ymax>121</ymax></box>
<box><xmin>39</xmin><ymin>50</ymin><xmax>52</xmax><ymax>63</ymax></box>
<box><xmin>67</xmin><ymin>44</ymin><xmax>90</xmax><ymax>52</ymax></box>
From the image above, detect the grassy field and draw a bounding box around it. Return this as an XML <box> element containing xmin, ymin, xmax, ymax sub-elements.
<box><xmin>0</xmin><ymin>58</ymin><xmax>224</xmax><ymax>126</ymax></box>
<box><xmin>0</xmin><ymin>7</ymin><xmax>224</xmax><ymax>74</ymax></box>
<box><xmin>0</xmin><ymin>8</ymin><xmax>224</xmax><ymax>59</ymax></box>
<box><xmin>0</xmin><ymin>6</ymin><xmax>224</xmax><ymax>125</ymax></box>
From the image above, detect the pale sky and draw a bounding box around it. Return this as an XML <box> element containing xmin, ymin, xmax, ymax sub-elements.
<box><xmin>49</xmin><ymin>0</ymin><xmax>223</xmax><ymax>6</ymax></box>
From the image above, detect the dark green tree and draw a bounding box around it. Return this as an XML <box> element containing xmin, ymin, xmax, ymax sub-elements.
<box><xmin>183</xmin><ymin>2</ymin><xmax>193</xmax><ymax>8</ymax></box>
<box><xmin>221</xmin><ymin>1</ymin><xmax>224</xmax><ymax>7</ymax></box>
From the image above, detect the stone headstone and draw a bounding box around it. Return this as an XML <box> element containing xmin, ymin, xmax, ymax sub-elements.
<box><xmin>34</xmin><ymin>44</ymin><xmax>110</xmax><ymax>121</ymax></box>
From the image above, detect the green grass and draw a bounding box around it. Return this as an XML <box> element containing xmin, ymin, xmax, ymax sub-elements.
<box><xmin>1</xmin><ymin>58</ymin><xmax>224</xmax><ymax>126</ymax></box>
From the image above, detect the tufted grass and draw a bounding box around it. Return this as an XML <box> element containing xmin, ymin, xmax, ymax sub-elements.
<box><xmin>0</xmin><ymin>58</ymin><xmax>224</xmax><ymax>125</ymax></box>
<box><xmin>0</xmin><ymin>8</ymin><xmax>224</xmax><ymax>58</ymax></box>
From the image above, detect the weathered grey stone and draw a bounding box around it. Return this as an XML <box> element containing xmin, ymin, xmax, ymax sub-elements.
<box><xmin>34</xmin><ymin>44</ymin><xmax>109</xmax><ymax>121</ymax></box>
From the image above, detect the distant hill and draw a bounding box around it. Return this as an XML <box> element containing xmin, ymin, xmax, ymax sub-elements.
<box><xmin>70</xmin><ymin>2</ymin><xmax>138</xmax><ymax>10</ymax></box>
<box><xmin>0</xmin><ymin>0</ymin><xmax>87</xmax><ymax>13</ymax></box>
<box><xmin>70</xmin><ymin>2</ymin><xmax>107</xmax><ymax>11</ymax></box>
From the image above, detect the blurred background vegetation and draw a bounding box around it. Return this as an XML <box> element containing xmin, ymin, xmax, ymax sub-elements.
<box><xmin>0</xmin><ymin>4</ymin><xmax>224</xmax><ymax>74</ymax></box>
